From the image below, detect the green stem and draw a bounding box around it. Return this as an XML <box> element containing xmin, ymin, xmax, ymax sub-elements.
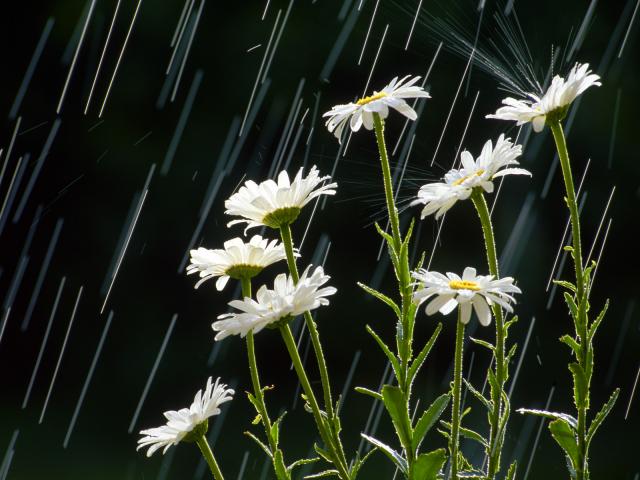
<box><xmin>279</xmin><ymin>223</ymin><xmax>335</xmax><ymax>419</ymax></box>
<box><xmin>549</xmin><ymin>120</ymin><xmax>589</xmax><ymax>480</ymax></box>
<box><xmin>241</xmin><ymin>278</ymin><xmax>282</xmax><ymax>463</ymax></box>
<box><xmin>279</xmin><ymin>324</ymin><xmax>351</xmax><ymax>479</ymax></box>
<box><xmin>372</xmin><ymin>113</ymin><xmax>402</xmax><ymax>250</ymax></box>
<box><xmin>450</xmin><ymin>309</ymin><xmax>466</xmax><ymax>480</ymax></box>
<box><xmin>471</xmin><ymin>190</ymin><xmax>506</xmax><ymax>478</ymax></box>
<box><xmin>196</xmin><ymin>435</ymin><xmax>225</xmax><ymax>480</ymax></box>
<box><xmin>372</xmin><ymin>112</ymin><xmax>414</xmax><ymax>382</ymax></box>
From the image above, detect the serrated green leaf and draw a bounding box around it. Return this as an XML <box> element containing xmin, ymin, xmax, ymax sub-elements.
<box><xmin>563</xmin><ymin>292</ymin><xmax>578</xmax><ymax>321</ymax></box>
<box><xmin>516</xmin><ymin>408</ymin><xmax>578</xmax><ymax>429</ymax></box>
<box><xmin>273</xmin><ymin>449</ymin><xmax>289</xmax><ymax>480</ymax></box>
<box><xmin>412</xmin><ymin>393</ymin><xmax>450</xmax><ymax>453</ymax></box>
<box><xmin>553</xmin><ymin>279</ymin><xmax>577</xmax><ymax>292</ymax></box>
<box><xmin>366</xmin><ymin>325</ymin><xmax>402</xmax><ymax>380</ymax></box>
<box><xmin>463</xmin><ymin>379</ymin><xmax>492</xmax><ymax>412</ymax></box>
<box><xmin>304</xmin><ymin>469</ymin><xmax>340</xmax><ymax>479</ymax></box>
<box><xmin>549</xmin><ymin>418</ymin><xmax>579</xmax><ymax>471</ymax></box>
<box><xmin>586</xmin><ymin>388</ymin><xmax>620</xmax><ymax>449</ymax></box>
<box><xmin>568</xmin><ymin>362</ymin><xmax>589</xmax><ymax>409</ymax></box>
<box><xmin>354</xmin><ymin>386</ymin><xmax>383</xmax><ymax>401</ymax></box>
<box><xmin>408</xmin><ymin>323</ymin><xmax>442</xmax><ymax>384</ymax></box>
<box><xmin>360</xmin><ymin>433</ymin><xmax>408</xmax><ymax>474</ymax></box>
<box><xmin>440</xmin><ymin>421</ymin><xmax>488</xmax><ymax>447</ymax></box>
<box><xmin>469</xmin><ymin>336</ymin><xmax>495</xmax><ymax>351</ymax></box>
<box><xmin>505</xmin><ymin>461</ymin><xmax>517</xmax><ymax>480</ymax></box>
<box><xmin>559</xmin><ymin>335</ymin><xmax>581</xmax><ymax>358</ymax></box>
<box><xmin>358</xmin><ymin>282</ymin><xmax>401</xmax><ymax>319</ymax></box>
<box><xmin>313</xmin><ymin>443</ymin><xmax>332</xmax><ymax>463</ymax></box>
<box><xmin>244</xmin><ymin>431</ymin><xmax>272</xmax><ymax>458</ymax></box>
<box><xmin>382</xmin><ymin>385</ymin><xmax>412</xmax><ymax>453</ymax></box>
<box><xmin>588</xmin><ymin>300</ymin><xmax>609</xmax><ymax>342</ymax></box>
<box><xmin>411</xmin><ymin>449</ymin><xmax>447</xmax><ymax>480</ymax></box>
<box><xmin>287</xmin><ymin>456</ymin><xmax>319</xmax><ymax>473</ymax></box>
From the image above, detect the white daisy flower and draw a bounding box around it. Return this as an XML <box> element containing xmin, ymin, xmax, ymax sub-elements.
<box><xmin>411</xmin><ymin>182</ymin><xmax>471</xmax><ymax>219</ymax></box>
<box><xmin>225</xmin><ymin>166</ymin><xmax>337</xmax><ymax>232</ymax></box>
<box><xmin>187</xmin><ymin>235</ymin><xmax>290</xmax><ymax>291</ymax></box>
<box><xmin>137</xmin><ymin>377</ymin><xmax>234</xmax><ymax>457</ymax></box>
<box><xmin>411</xmin><ymin>135</ymin><xmax>529</xmax><ymax>219</ymax></box>
<box><xmin>486</xmin><ymin>63</ymin><xmax>601</xmax><ymax>132</ymax></box>
<box><xmin>411</xmin><ymin>266</ymin><xmax>521</xmax><ymax>326</ymax></box>
<box><xmin>322</xmin><ymin>75</ymin><xmax>430</xmax><ymax>142</ymax></box>
<box><xmin>213</xmin><ymin>265</ymin><xmax>336</xmax><ymax>341</ymax></box>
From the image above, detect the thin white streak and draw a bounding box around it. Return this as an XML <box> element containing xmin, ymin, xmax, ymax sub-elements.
<box><xmin>84</xmin><ymin>0</ymin><xmax>122</xmax><ymax>114</ymax></box>
<box><xmin>625</xmin><ymin>361</ymin><xmax>640</xmax><ymax>420</ymax></box>
<box><xmin>239</xmin><ymin>9</ymin><xmax>282</xmax><ymax>136</ymax></box>
<box><xmin>362</xmin><ymin>23</ymin><xmax>389</xmax><ymax>98</ymax></box>
<box><xmin>170</xmin><ymin>0</ymin><xmax>192</xmax><ymax>47</ymax></box>
<box><xmin>22</xmin><ymin>277</ymin><xmax>66</xmax><ymax>408</ymax></box>
<box><xmin>40</xmin><ymin>285</ymin><xmax>84</xmax><ymax>424</ymax></box>
<box><xmin>128</xmin><ymin>314</ymin><xmax>178</xmax><ymax>433</ymax></box>
<box><xmin>545</xmin><ymin>159</ymin><xmax>591</xmax><ymax>290</ymax></box>
<box><xmin>57</xmin><ymin>0</ymin><xmax>97</xmax><ymax>114</ymax></box>
<box><xmin>99</xmin><ymin>0</ymin><xmax>143</xmax><ymax>118</ymax></box>
<box><xmin>586</xmin><ymin>186</ymin><xmax>616</xmax><ymax>264</ymax></box>
<box><xmin>357</xmin><ymin>0</ymin><xmax>379</xmax><ymax>65</ymax></box>
<box><xmin>170</xmin><ymin>0</ymin><xmax>206</xmax><ymax>103</ymax></box>
<box><xmin>619</xmin><ymin>0</ymin><xmax>640</xmax><ymax>58</ymax></box>
<box><xmin>166</xmin><ymin>0</ymin><xmax>195</xmax><ymax>74</ymax></box>
<box><xmin>101</xmin><ymin>189</ymin><xmax>148</xmax><ymax>314</ymax></box>
<box><xmin>405</xmin><ymin>0</ymin><xmax>423</xmax><ymax>50</ymax></box>
<box><xmin>430</xmin><ymin>48</ymin><xmax>475</xmax><ymax>167</ymax></box>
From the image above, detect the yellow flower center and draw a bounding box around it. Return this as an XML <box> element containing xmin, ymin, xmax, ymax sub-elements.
<box><xmin>356</xmin><ymin>92</ymin><xmax>387</xmax><ymax>105</ymax></box>
<box><xmin>449</xmin><ymin>280</ymin><xmax>480</xmax><ymax>291</ymax></box>
<box><xmin>452</xmin><ymin>169</ymin><xmax>485</xmax><ymax>186</ymax></box>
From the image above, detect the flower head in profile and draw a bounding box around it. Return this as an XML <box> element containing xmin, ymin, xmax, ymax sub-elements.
<box><xmin>187</xmin><ymin>235</ymin><xmax>290</xmax><ymax>290</ymax></box>
<box><xmin>487</xmin><ymin>62</ymin><xmax>601</xmax><ymax>132</ymax></box>
<box><xmin>225</xmin><ymin>166</ymin><xmax>336</xmax><ymax>232</ymax></box>
<box><xmin>323</xmin><ymin>75</ymin><xmax>430</xmax><ymax>142</ymax></box>
<box><xmin>137</xmin><ymin>377</ymin><xmax>234</xmax><ymax>457</ymax></box>
<box><xmin>411</xmin><ymin>135</ymin><xmax>529</xmax><ymax>219</ymax></box>
<box><xmin>412</xmin><ymin>267</ymin><xmax>521</xmax><ymax>326</ymax></box>
<box><xmin>213</xmin><ymin>265</ymin><xmax>336</xmax><ymax>340</ymax></box>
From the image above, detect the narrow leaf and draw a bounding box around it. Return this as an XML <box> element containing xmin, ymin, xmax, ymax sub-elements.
<box><xmin>412</xmin><ymin>393</ymin><xmax>451</xmax><ymax>453</ymax></box>
<box><xmin>358</xmin><ymin>282</ymin><xmax>401</xmax><ymax>319</ymax></box>
<box><xmin>360</xmin><ymin>434</ymin><xmax>408</xmax><ymax>474</ymax></box>
<box><xmin>408</xmin><ymin>323</ymin><xmax>442</xmax><ymax>384</ymax></box>
<box><xmin>354</xmin><ymin>386</ymin><xmax>383</xmax><ymax>401</ymax></box>
<box><xmin>516</xmin><ymin>408</ymin><xmax>578</xmax><ymax>429</ymax></box>
<box><xmin>588</xmin><ymin>299</ymin><xmax>609</xmax><ymax>342</ymax></box>
<box><xmin>586</xmin><ymin>388</ymin><xmax>620</xmax><ymax>448</ymax></box>
<box><xmin>366</xmin><ymin>325</ymin><xmax>402</xmax><ymax>379</ymax></box>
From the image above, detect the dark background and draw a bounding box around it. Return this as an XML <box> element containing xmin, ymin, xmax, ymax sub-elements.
<box><xmin>0</xmin><ymin>0</ymin><xmax>638</xmax><ymax>478</ymax></box>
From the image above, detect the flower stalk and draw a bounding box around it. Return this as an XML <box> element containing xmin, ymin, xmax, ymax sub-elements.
<box><xmin>470</xmin><ymin>189</ymin><xmax>508</xmax><ymax>478</ymax></box>
<box><xmin>240</xmin><ymin>277</ymin><xmax>289</xmax><ymax>479</ymax></box>
<box><xmin>449</xmin><ymin>308</ymin><xmax>465</xmax><ymax>480</ymax></box>
<box><xmin>278</xmin><ymin>223</ymin><xmax>351</xmax><ymax>479</ymax></box>
<box><xmin>196</xmin><ymin>434</ymin><xmax>225</xmax><ymax>480</ymax></box>
<box><xmin>549</xmin><ymin>118</ymin><xmax>589</xmax><ymax>480</ymax></box>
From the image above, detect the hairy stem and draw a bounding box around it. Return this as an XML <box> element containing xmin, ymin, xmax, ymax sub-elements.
<box><xmin>450</xmin><ymin>309</ymin><xmax>466</xmax><ymax>480</ymax></box>
<box><xmin>471</xmin><ymin>190</ymin><xmax>506</xmax><ymax>478</ymax></box>
<box><xmin>549</xmin><ymin>120</ymin><xmax>589</xmax><ymax>480</ymax></box>
<box><xmin>279</xmin><ymin>223</ymin><xmax>335</xmax><ymax>418</ymax></box>
<box><xmin>279</xmin><ymin>324</ymin><xmax>350</xmax><ymax>479</ymax></box>
<box><xmin>196</xmin><ymin>435</ymin><xmax>225</xmax><ymax>480</ymax></box>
